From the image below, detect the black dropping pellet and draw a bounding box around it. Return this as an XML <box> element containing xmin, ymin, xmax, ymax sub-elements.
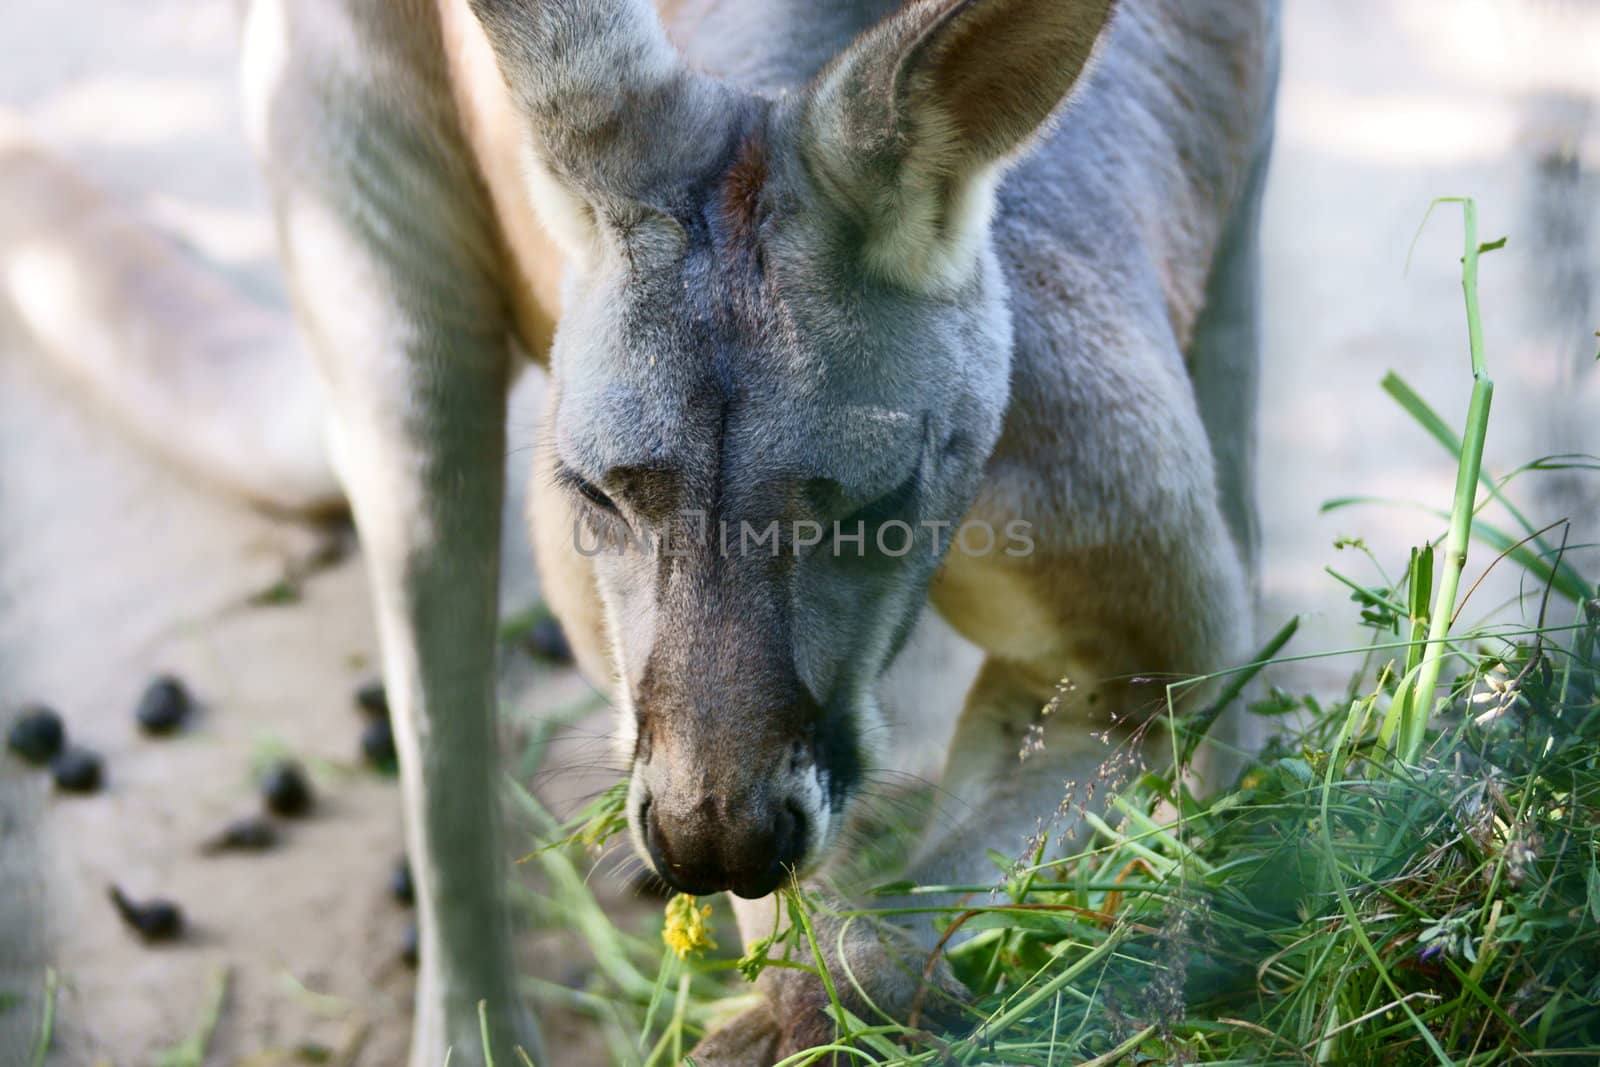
<box><xmin>260</xmin><ymin>759</ymin><xmax>313</xmax><ymax>817</ymax></box>
<box><xmin>51</xmin><ymin>747</ymin><xmax>103</xmax><ymax>793</ymax></box>
<box><xmin>202</xmin><ymin>814</ymin><xmax>279</xmax><ymax>854</ymax></box>
<box><xmin>525</xmin><ymin>616</ymin><xmax>574</xmax><ymax>664</ymax></box>
<box><xmin>109</xmin><ymin>885</ymin><xmax>184</xmax><ymax>942</ymax></box>
<box><xmin>354</xmin><ymin>679</ymin><xmax>388</xmax><ymax>718</ymax></box>
<box><xmin>7</xmin><ymin>706</ymin><xmax>64</xmax><ymax>765</ymax></box>
<box><xmin>360</xmin><ymin>717</ymin><xmax>397</xmax><ymax>773</ymax></box>
<box><xmin>135</xmin><ymin>675</ymin><xmax>191</xmax><ymax>736</ymax></box>
<box><xmin>389</xmin><ymin>857</ymin><xmax>414</xmax><ymax>906</ymax></box>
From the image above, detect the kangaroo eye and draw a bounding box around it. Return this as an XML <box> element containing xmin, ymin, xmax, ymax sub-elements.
<box><xmin>574</xmin><ymin>477</ymin><xmax>617</xmax><ymax>512</ymax></box>
<box><xmin>556</xmin><ymin>464</ymin><xmax>620</xmax><ymax>514</ymax></box>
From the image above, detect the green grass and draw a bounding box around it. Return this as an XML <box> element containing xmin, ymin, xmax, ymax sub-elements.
<box><xmin>151</xmin><ymin>969</ymin><xmax>230</xmax><ymax>1067</ymax></box>
<box><xmin>505</xmin><ymin>199</ymin><xmax>1600</xmax><ymax>1065</ymax></box>
<box><xmin>27</xmin><ymin>968</ymin><xmax>55</xmax><ymax>1067</ymax></box>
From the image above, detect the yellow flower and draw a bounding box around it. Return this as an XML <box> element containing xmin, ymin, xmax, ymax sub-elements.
<box><xmin>663</xmin><ymin>894</ymin><xmax>717</xmax><ymax>959</ymax></box>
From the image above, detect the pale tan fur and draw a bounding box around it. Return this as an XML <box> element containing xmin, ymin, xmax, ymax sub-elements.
<box><xmin>438</xmin><ymin>0</ymin><xmax>564</xmax><ymax>361</ymax></box>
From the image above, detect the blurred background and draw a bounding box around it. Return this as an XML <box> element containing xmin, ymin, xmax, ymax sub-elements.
<box><xmin>1</xmin><ymin>1</ymin><xmax>1595</xmax><ymax>1063</ymax></box>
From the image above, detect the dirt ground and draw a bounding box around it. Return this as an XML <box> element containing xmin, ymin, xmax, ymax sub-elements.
<box><xmin>0</xmin><ymin>2</ymin><xmax>1595</xmax><ymax>1065</ymax></box>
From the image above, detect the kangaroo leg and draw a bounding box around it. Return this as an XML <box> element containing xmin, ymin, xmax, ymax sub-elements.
<box><xmin>0</xmin><ymin>115</ymin><xmax>337</xmax><ymax>513</ymax></box>
<box><xmin>912</xmin><ymin>482</ymin><xmax>1251</xmax><ymax>897</ymax></box>
<box><xmin>244</xmin><ymin>2</ymin><xmax>540</xmax><ymax>1062</ymax></box>
<box><xmin>906</xmin><ymin>658</ymin><xmax>1166</xmax><ymax>901</ymax></box>
<box><xmin>269</xmin><ymin>187</ymin><xmax>538</xmax><ymax>1066</ymax></box>
<box><xmin>909</xmin><ymin>659</ymin><xmax>1131</xmax><ymax>890</ymax></box>
<box><xmin>306</xmin><ymin>273</ymin><xmax>535</xmax><ymax>1067</ymax></box>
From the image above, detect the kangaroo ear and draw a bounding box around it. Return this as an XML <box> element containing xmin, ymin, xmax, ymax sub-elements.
<box><xmin>469</xmin><ymin>0</ymin><xmax>745</xmax><ymax>267</ymax></box>
<box><xmin>805</xmin><ymin>0</ymin><xmax>1118</xmax><ymax>290</ymax></box>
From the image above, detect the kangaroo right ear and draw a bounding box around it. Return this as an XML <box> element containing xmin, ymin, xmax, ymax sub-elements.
<box><xmin>468</xmin><ymin>0</ymin><xmax>746</xmax><ymax>268</ymax></box>
<box><xmin>804</xmin><ymin>0</ymin><xmax>1118</xmax><ymax>291</ymax></box>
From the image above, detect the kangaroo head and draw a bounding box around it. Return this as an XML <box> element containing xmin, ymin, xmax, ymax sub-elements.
<box><xmin>473</xmin><ymin>0</ymin><xmax>1116</xmax><ymax>897</ymax></box>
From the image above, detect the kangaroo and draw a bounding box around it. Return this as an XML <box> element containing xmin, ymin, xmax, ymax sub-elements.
<box><xmin>0</xmin><ymin>0</ymin><xmax>1279</xmax><ymax>1063</ymax></box>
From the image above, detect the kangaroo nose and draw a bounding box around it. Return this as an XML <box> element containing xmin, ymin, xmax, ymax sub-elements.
<box><xmin>642</xmin><ymin>793</ymin><xmax>806</xmax><ymax>899</ymax></box>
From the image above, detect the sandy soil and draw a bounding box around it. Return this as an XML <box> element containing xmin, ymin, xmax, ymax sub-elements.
<box><xmin>0</xmin><ymin>1</ymin><xmax>1595</xmax><ymax>1065</ymax></box>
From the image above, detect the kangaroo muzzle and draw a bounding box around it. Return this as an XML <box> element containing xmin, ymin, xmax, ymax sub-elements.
<box><xmin>638</xmin><ymin>772</ymin><xmax>809</xmax><ymax>899</ymax></box>
<box><xmin>626</xmin><ymin>677</ymin><xmax>851</xmax><ymax>897</ymax></box>
<box><xmin>622</xmin><ymin>547</ymin><xmax>847</xmax><ymax>897</ymax></box>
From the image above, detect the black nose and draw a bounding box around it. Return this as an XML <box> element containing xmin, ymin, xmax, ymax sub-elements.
<box><xmin>642</xmin><ymin>794</ymin><xmax>807</xmax><ymax>899</ymax></box>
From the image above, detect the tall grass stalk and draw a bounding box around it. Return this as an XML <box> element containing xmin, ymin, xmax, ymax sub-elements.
<box><xmin>1395</xmin><ymin>197</ymin><xmax>1496</xmax><ymax>763</ymax></box>
<box><xmin>28</xmin><ymin>968</ymin><xmax>56</xmax><ymax>1067</ymax></box>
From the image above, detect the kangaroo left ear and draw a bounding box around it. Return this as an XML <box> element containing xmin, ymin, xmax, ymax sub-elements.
<box><xmin>469</xmin><ymin>0</ymin><xmax>748</xmax><ymax>269</ymax></box>
<box><xmin>804</xmin><ymin>0</ymin><xmax>1118</xmax><ymax>291</ymax></box>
